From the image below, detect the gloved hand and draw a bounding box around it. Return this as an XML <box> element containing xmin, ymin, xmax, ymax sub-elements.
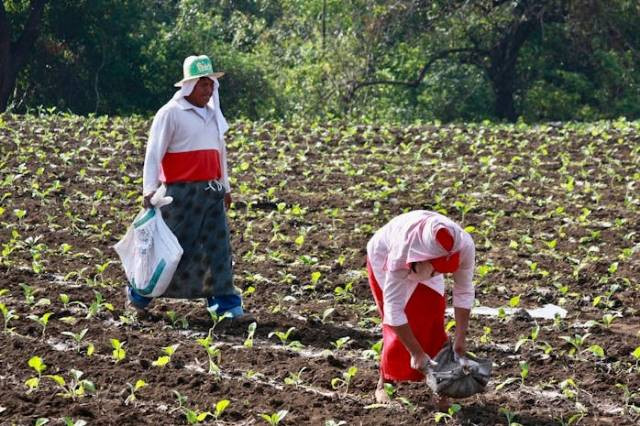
<box><xmin>143</xmin><ymin>186</ymin><xmax>173</xmax><ymax>209</ymax></box>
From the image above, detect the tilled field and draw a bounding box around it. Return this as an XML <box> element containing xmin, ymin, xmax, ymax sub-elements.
<box><xmin>0</xmin><ymin>113</ymin><xmax>639</xmax><ymax>425</ymax></box>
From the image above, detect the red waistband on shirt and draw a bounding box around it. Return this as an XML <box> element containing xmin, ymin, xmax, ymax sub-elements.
<box><xmin>160</xmin><ymin>149</ymin><xmax>222</xmax><ymax>183</ymax></box>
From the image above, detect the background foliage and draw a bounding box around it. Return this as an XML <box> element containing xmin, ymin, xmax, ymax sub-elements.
<box><xmin>2</xmin><ymin>0</ymin><xmax>639</xmax><ymax>122</ymax></box>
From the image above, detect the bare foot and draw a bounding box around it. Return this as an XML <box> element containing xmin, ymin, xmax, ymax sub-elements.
<box><xmin>375</xmin><ymin>387</ymin><xmax>391</xmax><ymax>404</ymax></box>
<box><xmin>436</xmin><ymin>395</ymin><xmax>450</xmax><ymax>411</ymax></box>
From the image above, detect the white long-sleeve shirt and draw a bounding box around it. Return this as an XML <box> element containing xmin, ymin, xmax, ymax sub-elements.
<box><xmin>367</xmin><ymin>211</ymin><xmax>475</xmax><ymax>326</ymax></box>
<box><xmin>142</xmin><ymin>97</ymin><xmax>230</xmax><ymax>195</ymax></box>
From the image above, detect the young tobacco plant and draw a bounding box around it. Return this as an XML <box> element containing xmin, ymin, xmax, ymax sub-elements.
<box><xmin>124</xmin><ymin>379</ymin><xmax>147</xmax><ymax>406</ymax></box>
<box><xmin>111</xmin><ymin>339</ymin><xmax>126</xmax><ymax>363</ymax></box>
<box><xmin>259</xmin><ymin>410</ymin><xmax>288</xmax><ymax>426</ymax></box>
<box><xmin>196</xmin><ymin>334</ymin><xmax>222</xmax><ymax>375</ymax></box>
<box><xmin>0</xmin><ymin>302</ymin><xmax>19</xmax><ymax>333</ymax></box>
<box><xmin>61</xmin><ymin>328</ymin><xmax>88</xmax><ymax>353</ymax></box>
<box><xmin>207</xmin><ymin>310</ymin><xmax>232</xmax><ymax>337</ymax></box>
<box><xmin>86</xmin><ymin>291</ymin><xmax>114</xmax><ymax>319</ymax></box>
<box><xmin>434</xmin><ymin>403</ymin><xmax>462</xmax><ymax>423</ymax></box>
<box><xmin>171</xmin><ymin>390</ymin><xmax>221</xmax><ymax>425</ymax></box>
<box><xmin>28</xmin><ymin>312</ymin><xmax>53</xmax><ymax>337</ymax></box>
<box><xmin>330</xmin><ymin>336</ymin><xmax>352</xmax><ymax>351</ymax></box>
<box><xmin>331</xmin><ymin>366</ymin><xmax>358</xmax><ymax>394</ymax></box>
<box><xmin>244</xmin><ymin>321</ymin><xmax>257</xmax><ymax>348</ymax></box>
<box><xmin>165</xmin><ymin>310</ymin><xmax>189</xmax><ymax>330</ymax></box>
<box><xmin>153</xmin><ymin>344</ymin><xmax>179</xmax><ymax>367</ymax></box>
<box><xmin>47</xmin><ymin>369</ymin><xmax>96</xmax><ymax>400</ymax></box>
<box><xmin>283</xmin><ymin>367</ymin><xmax>305</xmax><ymax>387</ymax></box>
<box><xmin>268</xmin><ymin>327</ymin><xmax>303</xmax><ymax>350</ymax></box>
<box><xmin>25</xmin><ymin>355</ymin><xmax>47</xmax><ymax>394</ymax></box>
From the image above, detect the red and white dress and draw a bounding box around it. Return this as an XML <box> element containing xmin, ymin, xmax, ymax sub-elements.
<box><xmin>366</xmin><ymin>211</ymin><xmax>475</xmax><ymax>381</ymax></box>
<box><xmin>142</xmin><ymin>79</ymin><xmax>230</xmax><ymax>195</ymax></box>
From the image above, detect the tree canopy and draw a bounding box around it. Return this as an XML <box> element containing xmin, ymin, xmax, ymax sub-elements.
<box><xmin>1</xmin><ymin>0</ymin><xmax>639</xmax><ymax>122</ymax></box>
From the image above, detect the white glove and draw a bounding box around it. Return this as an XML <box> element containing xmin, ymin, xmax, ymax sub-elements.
<box><xmin>149</xmin><ymin>186</ymin><xmax>173</xmax><ymax>208</ymax></box>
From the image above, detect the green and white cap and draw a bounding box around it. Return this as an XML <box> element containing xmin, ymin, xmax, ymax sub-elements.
<box><xmin>174</xmin><ymin>55</ymin><xmax>224</xmax><ymax>87</ymax></box>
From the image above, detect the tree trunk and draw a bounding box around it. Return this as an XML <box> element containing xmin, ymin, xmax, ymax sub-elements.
<box><xmin>493</xmin><ymin>79</ymin><xmax>517</xmax><ymax>122</ymax></box>
<box><xmin>0</xmin><ymin>0</ymin><xmax>47</xmax><ymax>112</ymax></box>
<box><xmin>484</xmin><ymin>16</ymin><xmax>538</xmax><ymax>122</ymax></box>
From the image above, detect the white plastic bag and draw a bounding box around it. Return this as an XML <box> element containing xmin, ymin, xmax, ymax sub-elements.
<box><xmin>114</xmin><ymin>186</ymin><xmax>183</xmax><ymax>298</ymax></box>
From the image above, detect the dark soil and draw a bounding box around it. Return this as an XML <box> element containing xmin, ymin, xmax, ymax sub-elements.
<box><xmin>0</xmin><ymin>114</ymin><xmax>638</xmax><ymax>425</ymax></box>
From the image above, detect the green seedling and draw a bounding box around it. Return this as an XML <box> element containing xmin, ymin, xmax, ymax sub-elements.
<box><xmin>47</xmin><ymin>369</ymin><xmax>96</xmax><ymax>400</ymax></box>
<box><xmin>499</xmin><ymin>407</ymin><xmax>523</xmax><ymax>426</ymax></box>
<box><xmin>585</xmin><ymin>344</ymin><xmax>605</xmax><ymax>359</ymax></box>
<box><xmin>19</xmin><ymin>283</ymin><xmax>37</xmax><ymax>306</ymax></box>
<box><xmin>479</xmin><ymin>326</ymin><xmax>492</xmax><ymax>344</ymax></box>
<box><xmin>434</xmin><ymin>403</ymin><xmax>461</xmax><ymax>423</ymax></box>
<box><xmin>28</xmin><ymin>312</ymin><xmax>53</xmax><ymax>337</ymax></box>
<box><xmin>63</xmin><ymin>418</ymin><xmax>87</xmax><ymax>426</ymax></box>
<box><xmin>259</xmin><ymin>410</ymin><xmax>288</xmax><ymax>426</ymax></box>
<box><xmin>330</xmin><ymin>366</ymin><xmax>357</xmax><ymax>394</ymax></box>
<box><xmin>166</xmin><ymin>310</ymin><xmax>189</xmax><ymax>329</ymax></box>
<box><xmin>59</xmin><ymin>293</ymin><xmax>70</xmax><ymax>309</ymax></box>
<box><xmin>560</xmin><ymin>333</ymin><xmax>591</xmax><ymax>358</ymax></box>
<box><xmin>244</xmin><ymin>321</ymin><xmax>257</xmax><ymax>348</ymax></box>
<box><xmin>86</xmin><ymin>291</ymin><xmax>113</xmax><ymax>319</ymax></box>
<box><xmin>284</xmin><ymin>367</ymin><xmax>306</xmax><ymax>387</ymax></box>
<box><xmin>331</xmin><ymin>336</ymin><xmax>352</xmax><ymax>351</ymax></box>
<box><xmin>111</xmin><ymin>338</ymin><xmax>126</xmax><ymax>362</ymax></box>
<box><xmin>362</xmin><ymin>340</ymin><xmax>382</xmax><ymax>361</ymax></box>
<box><xmin>615</xmin><ymin>383</ymin><xmax>640</xmax><ymax>416</ymax></box>
<box><xmin>171</xmin><ymin>390</ymin><xmax>212</xmax><ymax>424</ymax></box>
<box><xmin>268</xmin><ymin>327</ymin><xmax>303</xmax><ymax>350</ymax></box>
<box><xmin>207</xmin><ymin>310</ymin><xmax>232</xmax><ymax>337</ymax></box>
<box><xmin>0</xmin><ymin>302</ymin><xmax>19</xmax><ymax>332</ymax></box>
<box><xmin>559</xmin><ymin>378</ymin><xmax>578</xmax><ymax>399</ymax></box>
<box><xmin>318</xmin><ymin>307</ymin><xmax>335</xmax><ymax>324</ymax></box>
<box><xmin>124</xmin><ymin>379</ymin><xmax>147</xmax><ymax>405</ymax></box>
<box><xmin>196</xmin><ymin>333</ymin><xmax>222</xmax><ymax>375</ymax></box>
<box><xmin>153</xmin><ymin>344</ymin><xmax>179</xmax><ymax>367</ymax></box>
<box><xmin>515</xmin><ymin>324</ymin><xmax>540</xmax><ymax>352</ymax></box>
<box><xmin>508</xmin><ymin>295</ymin><xmax>521</xmax><ymax>308</ymax></box>
<box><xmin>25</xmin><ymin>355</ymin><xmax>47</xmax><ymax>393</ymax></box>
<box><xmin>333</xmin><ymin>282</ymin><xmax>354</xmax><ymax>302</ymax></box>
<box><xmin>519</xmin><ymin>361</ymin><xmax>529</xmax><ymax>384</ymax></box>
<box><xmin>495</xmin><ymin>377</ymin><xmax>519</xmax><ymax>391</ymax></box>
<box><xmin>213</xmin><ymin>399</ymin><xmax>230</xmax><ymax>420</ymax></box>
<box><xmin>600</xmin><ymin>313</ymin><xmax>619</xmax><ymax>328</ymax></box>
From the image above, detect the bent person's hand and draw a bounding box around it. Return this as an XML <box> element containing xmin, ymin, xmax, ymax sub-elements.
<box><xmin>453</xmin><ymin>338</ymin><xmax>466</xmax><ymax>356</ymax></box>
<box><xmin>410</xmin><ymin>351</ymin><xmax>437</xmax><ymax>372</ymax></box>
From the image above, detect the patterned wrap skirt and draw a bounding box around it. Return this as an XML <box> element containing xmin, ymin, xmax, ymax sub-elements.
<box><xmin>158</xmin><ymin>181</ymin><xmax>238</xmax><ymax>299</ymax></box>
<box><xmin>367</xmin><ymin>259</ymin><xmax>447</xmax><ymax>382</ymax></box>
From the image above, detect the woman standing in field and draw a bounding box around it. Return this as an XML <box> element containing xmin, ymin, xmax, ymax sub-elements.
<box><xmin>126</xmin><ymin>55</ymin><xmax>248</xmax><ymax>320</ymax></box>
<box><xmin>366</xmin><ymin>210</ymin><xmax>475</xmax><ymax>407</ymax></box>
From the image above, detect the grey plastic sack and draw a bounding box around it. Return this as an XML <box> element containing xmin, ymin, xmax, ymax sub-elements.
<box><xmin>425</xmin><ymin>340</ymin><xmax>492</xmax><ymax>399</ymax></box>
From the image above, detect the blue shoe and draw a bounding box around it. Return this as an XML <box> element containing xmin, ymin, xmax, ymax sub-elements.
<box><xmin>126</xmin><ymin>286</ymin><xmax>152</xmax><ymax>313</ymax></box>
<box><xmin>205</xmin><ymin>294</ymin><xmax>245</xmax><ymax>318</ymax></box>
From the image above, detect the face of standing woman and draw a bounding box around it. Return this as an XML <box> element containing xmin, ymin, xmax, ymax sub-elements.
<box><xmin>185</xmin><ymin>77</ymin><xmax>214</xmax><ymax>107</ymax></box>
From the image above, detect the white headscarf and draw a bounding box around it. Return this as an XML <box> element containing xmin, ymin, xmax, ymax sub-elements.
<box><xmin>386</xmin><ymin>212</ymin><xmax>464</xmax><ymax>271</ymax></box>
<box><xmin>171</xmin><ymin>77</ymin><xmax>229</xmax><ymax>136</ymax></box>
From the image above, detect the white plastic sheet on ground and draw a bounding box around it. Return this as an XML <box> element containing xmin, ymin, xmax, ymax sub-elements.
<box><xmin>446</xmin><ymin>304</ymin><xmax>567</xmax><ymax>320</ymax></box>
